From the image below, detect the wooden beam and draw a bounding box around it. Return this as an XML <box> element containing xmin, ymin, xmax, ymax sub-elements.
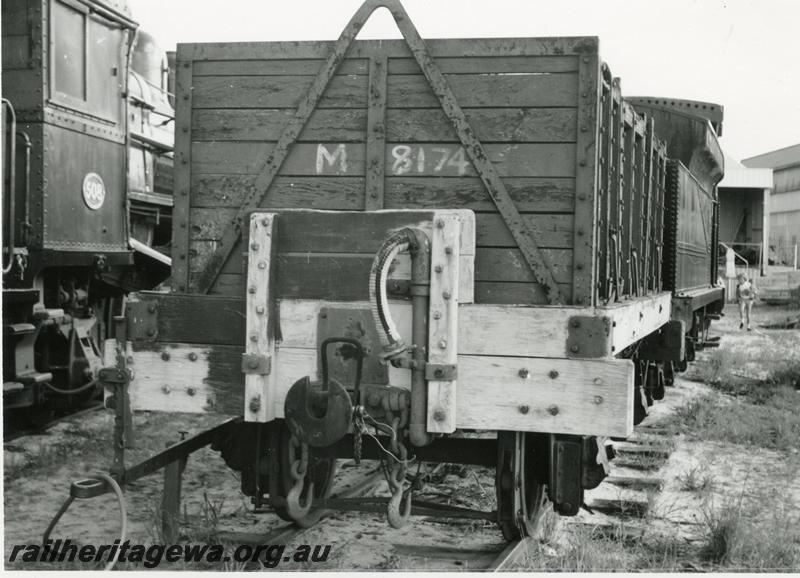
<box><xmin>427</xmin><ymin>214</ymin><xmax>460</xmax><ymax>433</ymax></box>
<box><xmin>456</xmin><ymin>355</ymin><xmax>634</xmax><ymax>438</ymax></box>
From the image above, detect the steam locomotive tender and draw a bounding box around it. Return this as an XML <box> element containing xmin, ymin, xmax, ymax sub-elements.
<box><xmin>2</xmin><ymin>0</ymin><xmax>174</xmax><ymax>414</ymax></box>
<box><xmin>93</xmin><ymin>0</ymin><xmax>724</xmax><ymax>541</ymax></box>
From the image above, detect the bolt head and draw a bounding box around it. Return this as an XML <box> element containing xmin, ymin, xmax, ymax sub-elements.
<box><xmin>570</xmin><ymin>345</ymin><xmax>579</xmax><ymax>353</ymax></box>
<box><xmin>436</xmin><ymin>220</ymin><xmax>445</xmax><ymax>229</ymax></box>
<box><xmin>188</xmin><ymin>352</ymin><xmax>198</xmax><ymax>361</ymax></box>
<box><xmin>258</xmin><ymin>261</ymin><xmax>267</xmax><ymax>269</ymax></box>
<box><xmin>433</xmin><ymin>409</ymin><xmax>446</xmax><ymax>422</ymax></box>
<box><xmin>432</xmin><ymin>311</ymin><xmax>442</xmax><ymax>320</ymax></box>
<box><xmin>594</xmin><ymin>395</ymin><xmax>603</xmax><ymax>404</ymax></box>
<box><xmin>187</xmin><ymin>387</ymin><xmax>196</xmax><ymax>396</ymax></box>
<box><xmin>148</xmin><ymin>304</ymin><xmax>157</xmax><ymax>313</ymax></box>
<box><xmin>434</xmin><ymin>368</ymin><xmax>444</xmax><ymax>378</ymax></box>
<box><xmin>438</xmin><ymin>340</ymin><xmax>447</xmax><ymax>349</ymax></box>
<box><xmin>547</xmin><ymin>405</ymin><xmax>559</xmax><ymax>416</ymax></box>
<box><xmin>256</xmin><ymin>305</ymin><xmax>266</xmax><ymax>314</ymax></box>
<box><xmin>147</xmin><ymin>328</ymin><xmax>156</xmax><ymax>337</ymax></box>
<box><xmin>434</xmin><ymin>264</ymin><xmax>444</xmax><ymax>273</ymax></box>
<box><xmin>518</xmin><ymin>368</ymin><xmax>529</xmax><ymax>379</ymax></box>
<box><xmin>162</xmin><ymin>385</ymin><xmax>171</xmax><ymax>394</ymax></box>
<box><xmin>548</xmin><ymin>370</ymin><xmax>559</xmax><ymax>379</ymax></box>
<box><xmin>442</xmin><ymin>291</ymin><xmax>451</xmax><ymax>300</ymax></box>
<box><xmin>250</xmin><ymin>242</ymin><xmax>260</xmax><ymax>251</ymax></box>
<box><xmin>249</xmin><ymin>396</ymin><xmax>261</xmax><ymax>413</ymax></box>
<box><xmin>518</xmin><ymin>405</ymin><xmax>530</xmax><ymax>414</ymax></box>
<box><xmin>572</xmin><ymin>320</ymin><xmax>581</xmax><ymax>328</ymax></box>
<box><xmin>249</xmin><ymin>359</ymin><xmax>259</xmax><ymax>369</ymax></box>
<box><xmin>161</xmin><ymin>352</ymin><xmax>170</xmax><ymax>361</ymax></box>
<box><xmin>248</xmin><ymin>286</ymin><xmax>257</xmax><ymax>294</ymax></box>
<box><xmin>250</xmin><ymin>334</ymin><xmax>259</xmax><ymax>342</ymax></box>
<box><xmin>445</xmin><ymin>246</ymin><xmax>453</xmax><ymax>255</ymax></box>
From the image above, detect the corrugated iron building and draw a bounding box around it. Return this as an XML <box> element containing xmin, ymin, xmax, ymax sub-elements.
<box><xmin>743</xmin><ymin>143</ymin><xmax>800</xmax><ymax>268</ymax></box>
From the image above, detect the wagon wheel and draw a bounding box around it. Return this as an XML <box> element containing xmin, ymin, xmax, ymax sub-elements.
<box><xmin>495</xmin><ymin>431</ymin><xmax>547</xmax><ymax>541</ymax></box>
<box><xmin>272</xmin><ymin>421</ymin><xmax>337</xmax><ymax>528</ymax></box>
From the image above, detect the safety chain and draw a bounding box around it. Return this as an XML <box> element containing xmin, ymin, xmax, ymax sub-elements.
<box><xmin>285</xmin><ymin>434</ymin><xmax>314</xmax><ymax>520</ymax></box>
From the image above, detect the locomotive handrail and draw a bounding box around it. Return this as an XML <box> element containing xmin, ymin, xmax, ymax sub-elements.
<box><xmin>16</xmin><ymin>130</ymin><xmax>32</xmax><ymax>246</ymax></box>
<box><xmin>2</xmin><ymin>98</ymin><xmax>16</xmax><ymax>274</ymax></box>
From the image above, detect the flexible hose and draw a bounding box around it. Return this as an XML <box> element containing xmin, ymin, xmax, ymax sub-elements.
<box><xmin>369</xmin><ymin>235</ymin><xmax>410</xmax><ymax>356</ymax></box>
<box><xmin>42</xmin><ymin>472</ymin><xmax>127</xmax><ymax>571</ymax></box>
<box><xmin>44</xmin><ymin>379</ymin><xmax>98</xmax><ymax>396</ymax></box>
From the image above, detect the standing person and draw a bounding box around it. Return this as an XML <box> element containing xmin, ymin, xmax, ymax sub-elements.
<box><xmin>735</xmin><ymin>273</ymin><xmax>757</xmax><ymax>331</ymax></box>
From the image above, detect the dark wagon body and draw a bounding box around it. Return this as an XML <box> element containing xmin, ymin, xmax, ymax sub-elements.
<box><xmin>72</xmin><ymin>0</ymin><xmax>727</xmax><ymax>543</ymax></box>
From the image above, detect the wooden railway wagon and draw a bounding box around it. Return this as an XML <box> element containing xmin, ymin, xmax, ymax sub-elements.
<box><xmin>104</xmin><ymin>0</ymin><xmax>724</xmax><ymax>540</ymax></box>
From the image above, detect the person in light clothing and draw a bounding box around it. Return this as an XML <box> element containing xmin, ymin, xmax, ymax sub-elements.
<box><xmin>735</xmin><ymin>273</ymin><xmax>757</xmax><ymax>331</ymax></box>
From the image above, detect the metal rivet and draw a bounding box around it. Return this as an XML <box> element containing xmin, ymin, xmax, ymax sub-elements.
<box><xmin>436</xmin><ymin>220</ymin><xmax>445</xmax><ymax>229</ymax></box>
<box><xmin>187</xmin><ymin>387</ymin><xmax>196</xmax><ymax>397</ymax></box>
<box><xmin>256</xmin><ymin>305</ymin><xmax>265</xmax><ymax>314</ymax></box>
<box><xmin>594</xmin><ymin>395</ymin><xmax>603</xmax><ymax>404</ymax></box>
<box><xmin>261</xmin><ymin>218</ymin><xmax>269</xmax><ymax>226</ymax></box>
<box><xmin>518</xmin><ymin>368</ymin><xmax>529</xmax><ymax>379</ymax></box>
<box><xmin>250</xmin><ymin>334</ymin><xmax>258</xmax><ymax>342</ymax></box>
<box><xmin>549</xmin><ymin>370</ymin><xmax>559</xmax><ymax>379</ymax></box>
<box><xmin>126</xmin><ymin>356</ymin><xmax>134</xmax><ymax>364</ymax></box>
<box><xmin>258</xmin><ymin>261</ymin><xmax>267</xmax><ymax>269</ymax></box>
<box><xmin>434</xmin><ymin>264</ymin><xmax>443</xmax><ymax>273</ymax></box>
<box><xmin>594</xmin><ymin>377</ymin><xmax>604</xmax><ymax>385</ymax></box>
<box><xmin>147</xmin><ymin>328</ymin><xmax>156</xmax><ymax>337</ymax></box>
<box><xmin>570</xmin><ymin>345</ymin><xmax>579</xmax><ymax>353</ymax></box>
<box><xmin>162</xmin><ymin>385</ymin><xmax>171</xmax><ymax>394</ymax></box>
<box><xmin>445</xmin><ymin>246</ymin><xmax>453</xmax><ymax>255</ymax></box>
<box><xmin>161</xmin><ymin>352</ymin><xmax>170</xmax><ymax>361</ymax></box>
<box><xmin>248</xmin><ymin>286</ymin><xmax>257</xmax><ymax>294</ymax></box>
<box><xmin>438</xmin><ymin>340</ymin><xmax>447</xmax><ymax>349</ymax></box>
<box><xmin>433</xmin><ymin>409</ymin><xmax>446</xmax><ymax>422</ymax></box>
<box><xmin>249</xmin><ymin>396</ymin><xmax>261</xmax><ymax>413</ymax></box>
<box><xmin>547</xmin><ymin>405</ymin><xmax>559</xmax><ymax>416</ymax></box>
<box><xmin>188</xmin><ymin>352</ymin><xmax>198</xmax><ymax>361</ymax></box>
<box><xmin>518</xmin><ymin>405</ymin><xmax>530</xmax><ymax>415</ymax></box>
<box><xmin>250</xmin><ymin>242</ymin><xmax>259</xmax><ymax>251</ymax></box>
<box><xmin>433</xmin><ymin>311</ymin><xmax>441</xmax><ymax>320</ymax></box>
<box><xmin>442</xmin><ymin>291</ymin><xmax>451</xmax><ymax>300</ymax></box>
<box><xmin>434</xmin><ymin>368</ymin><xmax>444</xmax><ymax>378</ymax></box>
<box><xmin>249</xmin><ymin>359</ymin><xmax>259</xmax><ymax>369</ymax></box>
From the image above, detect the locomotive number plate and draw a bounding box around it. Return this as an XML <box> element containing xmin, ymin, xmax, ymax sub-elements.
<box><xmin>82</xmin><ymin>172</ymin><xmax>106</xmax><ymax>210</ymax></box>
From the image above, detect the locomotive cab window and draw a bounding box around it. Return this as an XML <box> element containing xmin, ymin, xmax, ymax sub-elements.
<box><xmin>50</xmin><ymin>0</ymin><xmax>124</xmax><ymax>123</ymax></box>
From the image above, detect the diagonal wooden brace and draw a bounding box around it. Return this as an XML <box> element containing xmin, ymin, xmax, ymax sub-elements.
<box><xmin>195</xmin><ymin>0</ymin><xmax>563</xmax><ymax>304</ymax></box>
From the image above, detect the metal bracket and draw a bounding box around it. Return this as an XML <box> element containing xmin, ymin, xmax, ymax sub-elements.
<box><xmin>242</xmin><ymin>353</ymin><xmax>272</xmax><ymax>376</ymax></box>
<box><xmin>125</xmin><ymin>299</ymin><xmax>159</xmax><ymax>342</ymax></box>
<box><xmin>98</xmin><ymin>367</ymin><xmax>131</xmax><ymax>385</ymax></box>
<box><xmin>425</xmin><ymin>363</ymin><xmax>457</xmax><ymax>381</ymax></box>
<box><xmin>566</xmin><ymin>316</ymin><xmax>612</xmax><ymax>358</ymax></box>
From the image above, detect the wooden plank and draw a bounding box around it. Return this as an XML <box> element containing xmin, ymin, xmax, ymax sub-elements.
<box><xmin>474</xmin><ymin>281</ymin><xmax>572</xmax><ymax>305</ymax></box>
<box><xmin>475</xmin><ymin>248</ymin><xmax>572</xmax><ymax>284</ymax></box>
<box><xmin>190</xmin><ymin>142</ymin><xmax>577</xmax><ymax>178</ymax></box>
<box><xmin>427</xmin><ymin>214</ymin><xmax>460</xmax><ymax>433</ymax></box>
<box><xmin>243</xmin><ymin>213</ymin><xmax>277</xmax><ymax>422</ymax></box>
<box><xmin>191</xmin><ymin>175</ymin><xmax>366</xmax><ymax>209</ymax></box>
<box><xmin>185</xmin><ymin>37</ymin><xmax>599</xmax><ymax>61</ymax></box>
<box><xmin>365</xmin><ymin>56</ymin><xmax>388</xmax><ymax>209</ymax></box>
<box><xmin>456</xmin><ymin>355</ymin><xmax>634</xmax><ymax>437</ymax></box>
<box><xmin>190</xmin><ymin>208</ymin><xmax>566</xmax><ymax>249</ymax></box>
<box><xmin>171</xmin><ymin>58</ymin><xmax>194</xmax><ymax>292</ymax></box>
<box><xmin>601</xmin><ymin>291</ymin><xmax>671</xmax><ymax>354</ymax></box>
<box><xmin>571</xmin><ymin>52</ymin><xmax>600</xmax><ymax>306</ymax></box>
<box><xmin>127</xmin><ymin>342</ymin><xmax>244</xmax><ymax>414</ymax></box>
<box><xmin>190</xmin><ymin>74</ymin><xmax>578</xmax><ymax>109</ymax></box>
<box><xmin>191</xmin><ymin>175</ymin><xmax>574</xmax><ymax>212</ymax></box>
<box><xmin>191</xmin><ymin>107</ymin><xmax>577</xmax><ymax>143</ymax></box>
<box><xmin>191</xmin><ymin>55</ymin><xmax>579</xmax><ymax>76</ymax></box>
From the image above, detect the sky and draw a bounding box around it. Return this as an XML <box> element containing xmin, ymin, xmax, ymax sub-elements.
<box><xmin>128</xmin><ymin>0</ymin><xmax>799</xmax><ymax>161</ymax></box>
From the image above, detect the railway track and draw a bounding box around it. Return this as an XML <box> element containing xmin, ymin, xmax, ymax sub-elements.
<box><xmin>3</xmin><ymin>402</ymin><xmax>104</xmax><ymax>443</ymax></box>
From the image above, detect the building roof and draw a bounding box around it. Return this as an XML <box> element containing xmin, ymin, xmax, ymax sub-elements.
<box><xmin>742</xmin><ymin>142</ymin><xmax>800</xmax><ymax>170</ymax></box>
<box><xmin>719</xmin><ymin>151</ymin><xmax>773</xmax><ymax>189</ymax></box>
